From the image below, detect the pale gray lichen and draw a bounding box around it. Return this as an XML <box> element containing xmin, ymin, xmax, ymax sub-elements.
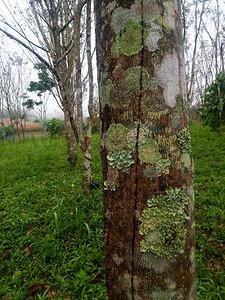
<box><xmin>146</xmin><ymin>31</ymin><xmax>162</xmax><ymax>52</ymax></box>
<box><xmin>131</xmin><ymin>0</ymin><xmax>159</xmax><ymax>26</ymax></box>
<box><xmin>104</xmin><ymin>180</ymin><xmax>116</xmax><ymax>191</ymax></box>
<box><xmin>111</xmin><ymin>7</ymin><xmax>131</xmax><ymax>34</ymax></box>
<box><xmin>139</xmin><ymin>188</ymin><xmax>189</xmax><ymax>259</ymax></box>
<box><xmin>107</xmin><ymin>150</ymin><xmax>134</xmax><ymax>173</ymax></box>
<box><xmin>116</xmin><ymin>19</ymin><xmax>148</xmax><ymax>56</ymax></box>
<box><xmin>178</xmin><ymin>128</ymin><xmax>191</xmax><ymax>153</ymax></box>
<box><xmin>156</xmin><ymin>54</ymin><xmax>185</xmax><ymax>108</ymax></box>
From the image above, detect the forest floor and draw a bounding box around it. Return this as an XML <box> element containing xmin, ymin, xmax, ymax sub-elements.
<box><xmin>0</xmin><ymin>123</ymin><xmax>224</xmax><ymax>299</ymax></box>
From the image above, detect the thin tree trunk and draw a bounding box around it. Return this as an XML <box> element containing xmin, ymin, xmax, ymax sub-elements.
<box><xmin>64</xmin><ymin>110</ymin><xmax>77</xmax><ymax>164</ymax></box>
<box><xmin>95</xmin><ymin>0</ymin><xmax>196</xmax><ymax>299</ymax></box>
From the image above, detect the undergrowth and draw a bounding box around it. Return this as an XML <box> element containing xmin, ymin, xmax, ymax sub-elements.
<box><xmin>191</xmin><ymin>123</ymin><xmax>225</xmax><ymax>299</ymax></box>
<box><xmin>0</xmin><ymin>135</ymin><xmax>105</xmax><ymax>299</ymax></box>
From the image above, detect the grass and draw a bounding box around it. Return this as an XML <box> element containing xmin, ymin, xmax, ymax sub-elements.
<box><xmin>0</xmin><ymin>134</ymin><xmax>106</xmax><ymax>299</ymax></box>
<box><xmin>190</xmin><ymin>123</ymin><xmax>225</xmax><ymax>299</ymax></box>
<box><xmin>0</xmin><ymin>123</ymin><xmax>224</xmax><ymax>299</ymax></box>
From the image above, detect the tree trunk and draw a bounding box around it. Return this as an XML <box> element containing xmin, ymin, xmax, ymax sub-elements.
<box><xmin>95</xmin><ymin>0</ymin><xmax>197</xmax><ymax>299</ymax></box>
<box><xmin>64</xmin><ymin>110</ymin><xmax>77</xmax><ymax>164</ymax></box>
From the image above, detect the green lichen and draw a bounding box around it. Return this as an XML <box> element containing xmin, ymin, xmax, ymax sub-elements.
<box><xmin>105</xmin><ymin>123</ymin><xmax>128</xmax><ymax>152</ymax></box>
<box><xmin>100</xmin><ymin>79</ymin><xmax>112</xmax><ymax>108</ymax></box>
<box><xmin>181</xmin><ymin>153</ymin><xmax>191</xmax><ymax>174</ymax></box>
<box><xmin>111</xmin><ymin>7</ymin><xmax>131</xmax><ymax>34</ymax></box>
<box><xmin>111</xmin><ymin>42</ymin><xmax>121</xmax><ymax>58</ymax></box>
<box><xmin>155</xmin><ymin>159</ymin><xmax>171</xmax><ymax>174</ymax></box>
<box><xmin>171</xmin><ymin>113</ymin><xmax>182</xmax><ymax>132</ymax></box>
<box><xmin>111</xmin><ymin>86</ymin><xmax>135</xmax><ymax>108</ymax></box>
<box><xmin>156</xmin><ymin>1</ymin><xmax>175</xmax><ymax>30</ymax></box>
<box><xmin>104</xmin><ymin>180</ymin><xmax>116</xmax><ymax>191</ymax></box>
<box><xmin>139</xmin><ymin>188</ymin><xmax>189</xmax><ymax>259</ymax></box>
<box><xmin>189</xmin><ymin>247</ymin><xmax>195</xmax><ymax>263</ymax></box>
<box><xmin>107</xmin><ymin>150</ymin><xmax>134</xmax><ymax>173</ymax></box>
<box><xmin>139</xmin><ymin>137</ymin><xmax>161</xmax><ymax>163</ymax></box>
<box><xmin>149</xmin><ymin>77</ymin><xmax>158</xmax><ymax>91</ymax></box>
<box><xmin>116</xmin><ymin>19</ymin><xmax>148</xmax><ymax>56</ymax></box>
<box><xmin>124</xmin><ymin>67</ymin><xmax>150</xmax><ymax>92</ymax></box>
<box><xmin>178</xmin><ymin>128</ymin><xmax>191</xmax><ymax>153</ymax></box>
<box><xmin>143</xmin><ymin>165</ymin><xmax>159</xmax><ymax>180</ymax></box>
<box><xmin>147</xmin><ymin>109</ymin><xmax>168</xmax><ymax>120</ymax></box>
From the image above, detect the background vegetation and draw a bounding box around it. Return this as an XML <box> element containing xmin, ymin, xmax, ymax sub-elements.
<box><xmin>0</xmin><ymin>123</ymin><xmax>224</xmax><ymax>299</ymax></box>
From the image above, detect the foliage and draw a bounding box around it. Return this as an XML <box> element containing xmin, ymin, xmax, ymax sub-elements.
<box><xmin>83</xmin><ymin>118</ymin><xmax>100</xmax><ymax>133</ymax></box>
<box><xmin>28</xmin><ymin>63</ymin><xmax>55</xmax><ymax>96</ymax></box>
<box><xmin>197</xmin><ymin>72</ymin><xmax>225</xmax><ymax>132</ymax></box>
<box><xmin>45</xmin><ymin>118</ymin><xmax>64</xmax><ymax>137</ymax></box>
<box><xmin>0</xmin><ymin>125</ymin><xmax>15</xmax><ymax>140</ymax></box>
<box><xmin>22</xmin><ymin>98</ymin><xmax>43</xmax><ymax>110</ymax></box>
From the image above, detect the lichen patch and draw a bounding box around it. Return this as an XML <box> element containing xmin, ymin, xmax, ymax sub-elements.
<box><xmin>123</xmin><ymin>67</ymin><xmax>150</xmax><ymax>91</ymax></box>
<box><xmin>156</xmin><ymin>54</ymin><xmax>183</xmax><ymax>108</ymax></box>
<box><xmin>111</xmin><ymin>7</ymin><xmax>130</xmax><ymax>34</ymax></box>
<box><xmin>139</xmin><ymin>188</ymin><xmax>189</xmax><ymax>259</ymax></box>
<box><xmin>116</xmin><ymin>19</ymin><xmax>148</xmax><ymax>56</ymax></box>
<box><xmin>146</xmin><ymin>30</ymin><xmax>162</xmax><ymax>51</ymax></box>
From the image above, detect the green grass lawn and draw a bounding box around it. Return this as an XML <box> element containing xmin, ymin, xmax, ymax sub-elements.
<box><xmin>0</xmin><ymin>124</ymin><xmax>224</xmax><ymax>299</ymax></box>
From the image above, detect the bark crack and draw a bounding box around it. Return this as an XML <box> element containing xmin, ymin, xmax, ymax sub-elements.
<box><xmin>131</xmin><ymin>1</ymin><xmax>144</xmax><ymax>299</ymax></box>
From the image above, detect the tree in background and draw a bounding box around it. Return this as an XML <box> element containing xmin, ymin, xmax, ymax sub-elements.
<box><xmin>183</xmin><ymin>0</ymin><xmax>225</xmax><ymax>106</ymax></box>
<box><xmin>0</xmin><ymin>0</ymin><xmax>96</xmax><ymax>191</ymax></box>
<box><xmin>95</xmin><ymin>0</ymin><xmax>196</xmax><ymax>298</ymax></box>
<box><xmin>0</xmin><ymin>52</ymin><xmax>30</xmax><ymax>141</ymax></box>
<box><xmin>197</xmin><ymin>72</ymin><xmax>225</xmax><ymax>133</ymax></box>
<box><xmin>25</xmin><ymin>63</ymin><xmax>56</xmax><ymax>136</ymax></box>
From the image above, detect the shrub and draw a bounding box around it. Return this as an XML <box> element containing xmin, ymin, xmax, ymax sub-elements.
<box><xmin>45</xmin><ymin>118</ymin><xmax>64</xmax><ymax>137</ymax></box>
<box><xmin>0</xmin><ymin>125</ymin><xmax>15</xmax><ymax>140</ymax></box>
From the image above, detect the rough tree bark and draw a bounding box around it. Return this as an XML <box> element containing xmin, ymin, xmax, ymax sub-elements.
<box><xmin>95</xmin><ymin>0</ymin><xmax>196</xmax><ymax>299</ymax></box>
<box><xmin>64</xmin><ymin>110</ymin><xmax>77</xmax><ymax>164</ymax></box>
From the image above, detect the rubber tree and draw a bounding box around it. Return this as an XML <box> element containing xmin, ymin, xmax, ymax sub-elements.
<box><xmin>95</xmin><ymin>0</ymin><xmax>196</xmax><ymax>299</ymax></box>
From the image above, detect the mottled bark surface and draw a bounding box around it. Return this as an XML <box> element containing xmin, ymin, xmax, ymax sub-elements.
<box><xmin>95</xmin><ymin>0</ymin><xmax>196</xmax><ymax>299</ymax></box>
